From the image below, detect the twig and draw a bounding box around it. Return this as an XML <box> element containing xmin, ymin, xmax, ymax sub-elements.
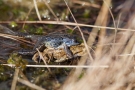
<box><xmin>0</xmin><ymin>33</ymin><xmax>34</xmax><ymax>45</ymax></box>
<box><xmin>11</xmin><ymin>68</ymin><xmax>20</xmax><ymax>90</ymax></box>
<box><xmin>36</xmin><ymin>48</ymin><xmax>51</xmax><ymax>72</ymax></box>
<box><xmin>33</xmin><ymin>0</ymin><xmax>42</xmax><ymax>21</ymax></box>
<box><xmin>103</xmin><ymin>0</ymin><xmax>117</xmax><ymax>53</ymax></box>
<box><xmin>18</xmin><ymin>78</ymin><xmax>46</xmax><ymax>90</ymax></box>
<box><xmin>0</xmin><ymin>21</ymin><xmax>134</xmax><ymax>31</ymax></box>
<box><xmin>22</xmin><ymin>6</ymin><xmax>34</xmax><ymax>29</ymax></box>
<box><xmin>43</xmin><ymin>0</ymin><xmax>59</xmax><ymax>21</ymax></box>
<box><xmin>2</xmin><ymin>64</ymin><xmax>109</xmax><ymax>68</ymax></box>
<box><xmin>72</xmin><ymin>0</ymin><xmax>101</xmax><ymax>8</ymax></box>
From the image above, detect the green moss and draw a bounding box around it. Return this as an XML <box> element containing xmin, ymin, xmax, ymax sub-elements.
<box><xmin>47</xmin><ymin>24</ymin><xmax>54</xmax><ymax>28</ymax></box>
<box><xmin>12</xmin><ymin>8</ymin><xmax>20</xmax><ymax>16</ymax></box>
<box><xmin>67</xmin><ymin>29</ymin><xmax>73</xmax><ymax>34</ymax></box>
<box><xmin>36</xmin><ymin>27</ymin><xmax>43</xmax><ymax>34</ymax></box>
<box><xmin>0</xmin><ymin>0</ymin><xmax>3</xmax><ymax>5</ymax></box>
<box><xmin>0</xmin><ymin>65</ymin><xmax>13</xmax><ymax>81</ymax></box>
<box><xmin>9</xmin><ymin>21</ymin><xmax>18</xmax><ymax>27</ymax></box>
<box><xmin>7</xmin><ymin>53</ymin><xmax>28</xmax><ymax>70</ymax></box>
<box><xmin>78</xmin><ymin>71</ymin><xmax>85</xmax><ymax>80</ymax></box>
<box><xmin>83</xmin><ymin>9</ymin><xmax>90</xmax><ymax>18</ymax></box>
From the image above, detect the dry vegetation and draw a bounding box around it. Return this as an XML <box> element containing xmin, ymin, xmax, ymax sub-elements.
<box><xmin>0</xmin><ymin>0</ymin><xmax>135</xmax><ymax>90</ymax></box>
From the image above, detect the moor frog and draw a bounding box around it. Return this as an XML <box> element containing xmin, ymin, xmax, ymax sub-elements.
<box><xmin>18</xmin><ymin>33</ymin><xmax>82</xmax><ymax>62</ymax></box>
<box><xmin>32</xmin><ymin>43</ymin><xmax>86</xmax><ymax>63</ymax></box>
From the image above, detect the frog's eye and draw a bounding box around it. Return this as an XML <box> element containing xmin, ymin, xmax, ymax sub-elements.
<box><xmin>73</xmin><ymin>39</ymin><xmax>78</xmax><ymax>43</ymax></box>
<box><xmin>46</xmin><ymin>42</ymin><xmax>50</xmax><ymax>46</ymax></box>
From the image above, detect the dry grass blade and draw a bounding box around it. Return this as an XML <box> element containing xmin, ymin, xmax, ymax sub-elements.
<box><xmin>18</xmin><ymin>78</ymin><xmax>46</xmax><ymax>90</ymax></box>
<box><xmin>60</xmin><ymin>28</ymin><xmax>135</xmax><ymax>89</ymax></box>
<box><xmin>64</xmin><ymin>0</ymin><xmax>93</xmax><ymax>62</ymax></box>
<box><xmin>72</xmin><ymin>0</ymin><xmax>101</xmax><ymax>8</ymax></box>
<box><xmin>0</xmin><ymin>33</ymin><xmax>34</xmax><ymax>45</ymax></box>
<box><xmin>22</xmin><ymin>6</ymin><xmax>34</xmax><ymax>29</ymax></box>
<box><xmin>88</xmin><ymin>0</ymin><xmax>112</xmax><ymax>50</ymax></box>
<box><xmin>36</xmin><ymin>48</ymin><xmax>51</xmax><ymax>73</ymax></box>
<box><xmin>61</xmin><ymin>1</ymin><xmax>112</xmax><ymax>88</ymax></box>
<box><xmin>43</xmin><ymin>0</ymin><xmax>74</xmax><ymax>32</ymax></box>
<box><xmin>33</xmin><ymin>0</ymin><xmax>42</xmax><ymax>21</ymax></box>
<box><xmin>11</xmin><ymin>68</ymin><xmax>19</xmax><ymax>90</ymax></box>
<box><xmin>103</xmin><ymin>0</ymin><xmax>117</xmax><ymax>50</ymax></box>
<box><xmin>60</xmin><ymin>1</ymin><xmax>135</xmax><ymax>90</ymax></box>
<box><xmin>115</xmin><ymin>0</ymin><xmax>134</xmax><ymax>28</ymax></box>
<box><xmin>95</xmin><ymin>0</ymin><xmax>111</xmax><ymax>59</ymax></box>
<box><xmin>1</xmin><ymin>21</ymin><xmax>135</xmax><ymax>31</ymax></box>
<box><xmin>2</xmin><ymin>64</ymin><xmax>109</xmax><ymax>68</ymax></box>
<box><xmin>43</xmin><ymin>0</ymin><xmax>59</xmax><ymax>21</ymax></box>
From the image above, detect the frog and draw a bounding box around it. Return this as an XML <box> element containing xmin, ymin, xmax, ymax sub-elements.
<box><xmin>32</xmin><ymin>43</ymin><xmax>86</xmax><ymax>63</ymax></box>
<box><xmin>0</xmin><ymin>25</ymin><xmax>84</xmax><ymax>62</ymax></box>
<box><xmin>18</xmin><ymin>33</ymin><xmax>81</xmax><ymax>62</ymax></box>
<box><xmin>34</xmin><ymin>33</ymin><xmax>79</xmax><ymax>57</ymax></box>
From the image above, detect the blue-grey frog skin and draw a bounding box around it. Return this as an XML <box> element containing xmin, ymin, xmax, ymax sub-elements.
<box><xmin>18</xmin><ymin>33</ymin><xmax>80</xmax><ymax>61</ymax></box>
<box><xmin>34</xmin><ymin>33</ymin><xmax>80</xmax><ymax>59</ymax></box>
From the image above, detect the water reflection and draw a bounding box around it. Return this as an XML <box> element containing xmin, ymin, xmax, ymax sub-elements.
<box><xmin>0</xmin><ymin>25</ymin><xmax>34</xmax><ymax>62</ymax></box>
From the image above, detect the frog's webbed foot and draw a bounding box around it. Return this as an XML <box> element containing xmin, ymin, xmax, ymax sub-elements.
<box><xmin>63</xmin><ymin>42</ymin><xmax>73</xmax><ymax>59</ymax></box>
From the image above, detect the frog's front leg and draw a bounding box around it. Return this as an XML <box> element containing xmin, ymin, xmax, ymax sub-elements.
<box><xmin>62</xmin><ymin>42</ymin><xmax>73</xmax><ymax>59</ymax></box>
<box><xmin>32</xmin><ymin>50</ymin><xmax>51</xmax><ymax>63</ymax></box>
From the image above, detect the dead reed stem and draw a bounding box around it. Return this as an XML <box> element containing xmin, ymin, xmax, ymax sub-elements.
<box><xmin>11</xmin><ymin>68</ymin><xmax>19</xmax><ymax>90</ymax></box>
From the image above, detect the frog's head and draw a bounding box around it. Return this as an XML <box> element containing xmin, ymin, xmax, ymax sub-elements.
<box><xmin>64</xmin><ymin>38</ymin><xmax>80</xmax><ymax>47</ymax></box>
